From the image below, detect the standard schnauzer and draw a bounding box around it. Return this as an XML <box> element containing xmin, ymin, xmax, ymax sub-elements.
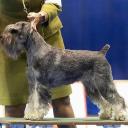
<box><xmin>0</xmin><ymin>21</ymin><xmax>127</xmax><ymax>121</ymax></box>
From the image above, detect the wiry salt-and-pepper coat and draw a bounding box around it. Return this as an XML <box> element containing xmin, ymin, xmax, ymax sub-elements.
<box><xmin>0</xmin><ymin>0</ymin><xmax>70</xmax><ymax>105</ymax></box>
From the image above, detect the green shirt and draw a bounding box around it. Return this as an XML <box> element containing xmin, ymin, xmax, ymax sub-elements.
<box><xmin>0</xmin><ymin>0</ymin><xmax>64</xmax><ymax>105</ymax></box>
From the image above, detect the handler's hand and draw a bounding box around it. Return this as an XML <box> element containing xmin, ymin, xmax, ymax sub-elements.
<box><xmin>27</xmin><ymin>11</ymin><xmax>48</xmax><ymax>31</ymax></box>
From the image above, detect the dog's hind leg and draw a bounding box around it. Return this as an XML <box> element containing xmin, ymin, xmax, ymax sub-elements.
<box><xmin>94</xmin><ymin>64</ymin><xmax>126</xmax><ymax>120</ymax></box>
<box><xmin>99</xmin><ymin>80</ymin><xmax>126</xmax><ymax>121</ymax></box>
<box><xmin>81</xmin><ymin>71</ymin><xmax>112</xmax><ymax>120</ymax></box>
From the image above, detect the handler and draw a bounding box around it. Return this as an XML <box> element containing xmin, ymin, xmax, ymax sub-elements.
<box><xmin>0</xmin><ymin>0</ymin><xmax>75</xmax><ymax>128</ymax></box>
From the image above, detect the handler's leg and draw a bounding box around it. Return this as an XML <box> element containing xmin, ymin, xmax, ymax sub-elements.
<box><xmin>5</xmin><ymin>104</ymin><xmax>25</xmax><ymax>117</ymax></box>
<box><xmin>51</xmin><ymin>85</ymin><xmax>76</xmax><ymax>128</ymax></box>
<box><xmin>5</xmin><ymin>104</ymin><xmax>26</xmax><ymax>128</ymax></box>
<box><xmin>52</xmin><ymin>96</ymin><xmax>74</xmax><ymax>117</ymax></box>
<box><xmin>52</xmin><ymin>96</ymin><xmax>76</xmax><ymax>128</ymax></box>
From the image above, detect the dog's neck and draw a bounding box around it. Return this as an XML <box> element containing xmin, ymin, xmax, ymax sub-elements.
<box><xmin>25</xmin><ymin>31</ymin><xmax>52</xmax><ymax>64</ymax></box>
<box><xmin>25</xmin><ymin>31</ymin><xmax>51</xmax><ymax>53</ymax></box>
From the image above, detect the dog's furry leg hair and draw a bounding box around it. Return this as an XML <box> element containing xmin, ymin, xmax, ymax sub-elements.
<box><xmin>24</xmin><ymin>67</ymin><xmax>51</xmax><ymax>120</ymax></box>
<box><xmin>81</xmin><ymin>60</ymin><xmax>126</xmax><ymax>120</ymax></box>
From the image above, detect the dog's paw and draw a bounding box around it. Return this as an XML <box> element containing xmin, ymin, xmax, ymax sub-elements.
<box><xmin>24</xmin><ymin>103</ymin><xmax>50</xmax><ymax>120</ymax></box>
<box><xmin>99</xmin><ymin>107</ymin><xmax>112</xmax><ymax>120</ymax></box>
<box><xmin>114</xmin><ymin>111</ymin><xmax>126</xmax><ymax>121</ymax></box>
<box><xmin>99</xmin><ymin>112</ymin><xmax>112</xmax><ymax>120</ymax></box>
<box><xmin>24</xmin><ymin>110</ymin><xmax>44</xmax><ymax>120</ymax></box>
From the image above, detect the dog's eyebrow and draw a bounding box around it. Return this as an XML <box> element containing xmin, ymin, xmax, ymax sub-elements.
<box><xmin>21</xmin><ymin>23</ymin><xmax>25</xmax><ymax>31</ymax></box>
<box><xmin>16</xmin><ymin>22</ymin><xmax>25</xmax><ymax>33</ymax></box>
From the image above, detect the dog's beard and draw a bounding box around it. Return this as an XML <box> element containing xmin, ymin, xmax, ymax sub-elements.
<box><xmin>5</xmin><ymin>45</ymin><xmax>24</xmax><ymax>60</ymax></box>
<box><xmin>4</xmin><ymin>45</ymin><xmax>19</xmax><ymax>60</ymax></box>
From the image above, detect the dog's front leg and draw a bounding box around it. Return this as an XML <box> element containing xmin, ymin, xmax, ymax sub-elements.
<box><xmin>24</xmin><ymin>83</ymin><xmax>51</xmax><ymax>120</ymax></box>
<box><xmin>24</xmin><ymin>67</ymin><xmax>51</xmax><ymax>120</ymax></box>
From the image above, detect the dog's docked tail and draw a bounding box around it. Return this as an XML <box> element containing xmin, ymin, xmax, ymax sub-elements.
<box><xmin>100</xmin><ymin>44</ymin><xmax>110</xmax><ymax>56</ymax></box>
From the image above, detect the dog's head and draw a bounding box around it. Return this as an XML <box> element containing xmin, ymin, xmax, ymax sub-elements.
<box><xmin>0</xmin><ymin>21</ymin><xmax>31</xmax><ymax>59</ymax></box>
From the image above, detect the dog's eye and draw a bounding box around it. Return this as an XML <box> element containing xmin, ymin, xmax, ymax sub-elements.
<box><xmin>10</xmin><ymin>29</ymin><xmax>18</xmax><ymax>34</ymax></box>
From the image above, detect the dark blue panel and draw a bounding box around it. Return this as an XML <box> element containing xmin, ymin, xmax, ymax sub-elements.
<box><xmin>60</xmin><ymin>0</ymin><xmax>128</xmax><ymax>79</ymax></box>
<box><xmin>86</xmin><ymin>97</ymin><xmax>99</xmax><ymax>116</ymax></box>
